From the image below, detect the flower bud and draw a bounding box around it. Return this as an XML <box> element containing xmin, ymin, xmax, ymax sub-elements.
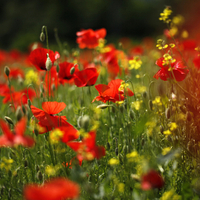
<box><xmin>78</xmin><ymin>115</ymin><xmax>90</xmax><ymax>130</ymax></box>
<box><xmin>40</xmin><ymin>32</ymin><xmax>45</xmax><ymax>42</ymax></box>
<box><xmin>37</xmin><ymin>171</ymin><xmax>43</xmax><ymax>181</ymax></box>
<box><xmin>15</xmin><ymin>106</ymin><xmax>23</xmax><ymax>121</ymax></box>
<box><xmin>45</xmin><ymin>53</ymin><xmax>52</xmax><ymax>71</ymax></box>
<box><xmin>97</xmin><ymin>104</ymin><xmax>110</xmax><ymax>109</ymax></box>
<box><xmin>4</xmin><ymin>66</ymin><xmax>10</xmax><ymax>77</ymax></box>
<box><xmin>4</xmin><ymin>116</ymin><xmax>14</xmax><ymax>126</ymax></box>
<box><xmin>24</xmin><ymin>160</ymin><xmax>28</xmax><ymax>168</ymax></box>
<box><xmin>115</xmin><ymin>147</ymin><xmax>118</xmax><ymax>156</ymax></box>
<box><xmin>56</xmin><ymin>64</ymin><xmax>60</xmax><ymax>73</ymax></box>
<box><xmin>148</xmin><ymin>100</ymin><xmax>153</xmax><ymax>110</ymax></box>
<box><xmin>70</xmin><ymin>66</ymin><xmax>75</xmax><ymax>75</ymax></box>
<box><xmin>165</xmin><ymin>107</ymin><xmax>171</xmax><ymax>119</ymax></box>
<box><xmin>28</xmin><ymin>99</ymin><xmax>31</xmax><ymax>108</ymax></box>
<box><xmin>106</xmin><ymin>142</ymin><xmax>110</xmax><ymax>150</ymax></box>
<box><xmin>22</xmin><ymin>104</ymin><xmax>26</xmax><ymax>115</ymax></box>
<box><xmin>160</xmin><ymin>125</ymin><xmax>164</xmax><ymax>134</ymax></box>
<box><xmin>142</xmin><ymin>91</ymin><xmax>147</xmax><ymax>99</ymax></box>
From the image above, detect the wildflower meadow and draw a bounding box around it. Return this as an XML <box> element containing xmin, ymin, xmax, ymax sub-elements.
<box><xmin>1</xmin><ymin>6</ymin><xmax>200</xmax><ymax>200</ymax></box>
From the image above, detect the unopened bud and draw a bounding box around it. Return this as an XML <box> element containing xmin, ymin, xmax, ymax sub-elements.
<box><xmin>142</xmin><ymin>91</ymin><xmax>147</xmax><ymax>99</ymax></box>
<box><xmin>97</xmin><ymin>104</ymin><xmax>110</xmax><ymax>109</ymax></box>
<box><xmin>45</xmin><ymin>53</ymin><xmax>52</xmax><ymax>71</ymax></box>
<box><xmin>24</xmin><ymin>160</ymin><xmax>28</xmax><ymax>168</ymax></box>
<box><xmin>70</xmin><ymin>66</ymin><xmax>75</xmax><ymax>75</ymax></box>
<box><xmin>115</xmin><ymin>147</ymin><xmax>118</xmax><ymax>156</ymax></box>
<box><xmin>129</xmin><ymin>110</ymin><xmax>135</xmax><ymax>120</ymax></box>
<box><xmin>160</xmin><ymin>125</ymin><xmax>164</xmax><ymax>134</ymax></box>
<box><xmin>4</xmin><ymin>116</ymin><xmax>14</xmax><ymax>125</ymax></box>
<box><xmin>78</xmin><ymin>115</ymin><xmax>90</xmax><ymax>130</ymax></box>
<box><xmin>40</xmin><ymin>32</ymin><xmax>45</xmax><ymax>42</ymax></box>
<box><xmin>106</xmin><ymin>142</ymin><xmax>110</xmax><ymax>150</ymax></box>
<box><xmin>28</xmin><ymin>99</ymin><xmax>31</xmax><ymax>108</ymax></box>
<box><xmin>16</xmin><ymin>106</ymin><xmax>23</xmax><ymax>121</ymax></box>
<box><xmin>51</xmin><ymin>83</ymin><xmax>56</xmax><ymax>91</ymax></box>
<box><xmin>4</xmin><ymin>66</ymin><xmax>10</xmax><ymax>77</ymax></box>
<box><xmin>148</xmin><ymin>100</ymin><xmax>153</xmax><ymax>110</ymax></box>
<box><xmin>22</xmin><ymin>104</ymin><xmax>26</xmax><ymax>115</ymax></box>
<box><xmin>37</xmin><ymin>171</ymin><xmax>43</xmax><ymax>181</ymax></box>
<box><xmin>56</xmin><ymin>65</ymin><xmax>60</xmax><ymax>73</ymax></box>
<box><xmin>165</xmin><ymin>107</ymin><xmax>171</xmax><ymax>119</ymax></box>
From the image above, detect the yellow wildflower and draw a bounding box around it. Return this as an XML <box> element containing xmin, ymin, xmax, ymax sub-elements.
<box><xmin>118</xmin><ymin>183</ymin><xmax>125</xmax><ymax>193</ymax></box>
<box><xmin>160</xmin><ymin>189</ymin><xmax>181</xmax><ymax>200</ymax></box>
<box><xmin>162</xmin><ymin>147</ymin><xmax>171</xmax><ymax>155</ymax></box>
<box><xmin>163</xmin><ymin>129</ymin><xmax>172</xmax><ymax>135</ymax></box>
<box><xmin>169</xmin><ymin>122</ymin><xmax>178</xmax><ymax>131</ymax></box>
<box><xmin>129</xmin><ymin>56</ymin><xmax>142</xmax><ymax>70</ymax></box>
<box><xmin>159</xmin><ymin>7</ymin><xmax>172</xmax><ymax>23</ymax></box>
<box><xmin>50</xmin><ymin>128</ymin><xmax>64</xmax><ymax>143</ymax></box>
<box><xmin>108</xmin><ymin>158</ymin><xmax>119</xmax><ymax>165</ymax></box>
<box><xmin>25</xmin><ymin>69</ymin><xmax>39</xmax><ymax>85</ymax></box>
<box><xmin>131</xmin><ymin>100</ymin><xmax>143</xmax><ymax>110</ymax></box>
<box><xmin>0</xmin><ymin>157</ymin><xmax>13</xmax><ymax>172</ymax></box>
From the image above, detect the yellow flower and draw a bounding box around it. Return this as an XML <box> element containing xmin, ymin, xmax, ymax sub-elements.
<box><xmin>25</xmin><ymin>69</ymin><xmax>39</xmax><ymax>85</ymax></box>
<box><xmin>159</xmin><ymin>7</ymin><xmax>172</xmax><ymax>23</ymax></box>
<box><xmin>152</xmin><ymin>96</ymin><xmax>162</xmax><ymax>106</ymax></box>
<box><xmin>162</xmin><ymin>147</ymin><xmax>171</xmax><ymax>155</ymax></box>
<box><xmin>131</xmin><ymin>100</ymin><xmax>143</xmax><ymax>110</ymax></box>
<box><xmin>169</xmin><ymin>122</ymin><xmax>178</xmax><ymax>131</ymax></box>
<box><xmin>160</xmin><ymin>189</ymin><xmax>181</xmax><ymax>200</ymax></box>
<box><xmin>50</xmin><ymin>128</ymin><xmax>64</xmax><ymax>143</ymax></box>
<box><xmin>0</xmin><ymin>157</ymin><xmax>13</xmax><ymax>172</ymax></box>
<box><xmin>163</xmin><ymin>129</ymin><xmax>172</xmax><ymax>135</ymax></box>
<box><xmin>118</xmin><ymin>183</ymin><xmax>125</xmax><ymax>193</ymax></box>
<box><xmin>108</xmin><ymin>158</ymin><xmax>119</xmax><ymax>165</ymax></box>
<box><xmin>129</xmin><ymin>56</ymin><xmax>142</xmax><ymax>70</ymax></box>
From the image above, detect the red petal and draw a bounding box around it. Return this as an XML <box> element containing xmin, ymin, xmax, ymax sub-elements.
<box><xmin>0</xmin><ymin>120</ymin><xmax>14</xmax><ymax>141</ymax></box>
<box><xmin>42</xmin><ymin>102</ymin><xmax>66</xmax><ymax>115</ymax></box>
<box><xmin>15</xmin><ymin>117</ymin><xmax>26</xmax><ymax>136</ymax></box>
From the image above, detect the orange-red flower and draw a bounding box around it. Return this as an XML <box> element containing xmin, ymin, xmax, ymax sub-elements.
<box><xmin>141</xmin><ymin>170</ymin><xmax>164</xmax><ymax>190</ymax></box>
<box><xmin>23</xmin><ymin>177</ymin><xmax>80</xmax><ymax>200</ymax></box>
<box><xmin>67</xmin><ymin>131</ymin><xmax>105</xmax><ymax>162</ymax></box>
<box><xmin>29</xmin><ymin>48</ymin><xmax>56</xmax><ymax>71</ymax></box>
<box><xmin>74</xmin><ymin>67</ymin><xmax>99</xmax><ymax>87</ymax></box>
<box><xmin>31</xmin><ymin>101</ymin><xmax>71</xmax><ymax>134</ymax></box>
<box><xmin>154</xmin><ymin>57</ymin><xmax>189</xmax><ymax>82</ymax></box>
<box><xmin>0</xmin><ymin>117</ymin><xmax>35</xmax><ymax>147</ymax></box>
<box><xmin>76</xmin><ymin>28</ymin><xmax>107</xmax><ymax>49</ymax></box>
<box><xmin>92</xmin><ymin>79</ymin><xmax>134</xmax><ymax>103</ymax></box>
<box><xmin>58</xmin><ymin>61</ymin><xmax>79</xmax><ymax>84</ymax></box>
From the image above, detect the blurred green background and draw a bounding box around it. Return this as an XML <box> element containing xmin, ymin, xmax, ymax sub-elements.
<box><xmin>0</xmin><ymin>0</ymin><xmax>194</xmax><ymax>51</ymax></box>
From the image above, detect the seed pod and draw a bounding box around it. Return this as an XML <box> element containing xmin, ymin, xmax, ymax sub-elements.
<box><xmin>4</xmin><ymin>116</ymin><xmax>14</xmax><ymax>126</ymax></box>
<box><xmin>4</xmin><ymin>66</ymin><xmax>10</xmax><ymax>77</ymax></box>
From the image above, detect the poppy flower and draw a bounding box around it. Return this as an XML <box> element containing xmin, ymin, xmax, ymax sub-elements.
<box><xmin>154</xmin><ymin>57</ymin><xmax>189</xmax><ymax>82</ymax></box>
<box><xmin>31</xmin><ymin>101</ymin><xmax>71</xmax><ymax>134</ymax></box>
<box><xmin>67</xmin><ymin>131</ymin><xmax>106</xmax><ymax>162</ymax></box>
<box><xmin>28</xmin><ymin>48</ymin><xmax>56</xmax><ymax>71</ymax></box>
<box><xmin>92</xmin><ymin>79</ymin><xmax>134</xmax><ymax>103</ymax></box>
<box><xmin>7</xmin><ymin>68</ymin><xmax>24</xmax><ymax>79</ymax></box>
<box><xmin>58</xmin><ymin>61</ymin><xmax>79</xmax><ymax>84</ymax></box>
<box><xmin>23</xmin><ymin>177</ymin><xmax>80</xmax><ymax>200</ymax></box>
<box><xmin>0</xmin><ymin>117</ymin><xmax>35</xmax><ymax>147</ymax></box>
<box><xmin>141</xmin><ymin>170</ymin><xmax>164</xmax><ymax>190</ymax></box>
<box><xmin>74</xmin><ymin>67</ymin><xmax>99</xmax><ymax>87</ymax></box>
<box><xmin>76</xmin><ymin>28</ymin><xmax>107</xmax><ymax>49</ymax></box>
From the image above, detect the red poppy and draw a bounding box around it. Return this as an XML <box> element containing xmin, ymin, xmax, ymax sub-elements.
<box><xmin>92</xmin><ymin>79</ymin><xmax>134</xmax><ymax>103</ymax></box>
<box><xmin>28</xmin><ymin>48</ymin><xmax>56</xmax><ymax>71</ymax></box>
<box><xmin>76</xmin><ymin>28</ymin><xmax>107</xmax><ymax>49</ymax></box>
<box><xmin>67</xmin><ymin>131</ymin><xmax>106</xmax><ymax>162</ymax></box>
<box><xmin>154</xmin><ymin>57</ymin><xmax>189</xmax><ymax>82</ymax></box>
<box><xmin>31</xmin><ymin>101</ymin><xmax>71</xmax><ymax>134</ymax></box>
<box><xmin>23</xmin><ymin>177</ymin><xmax>80</xmax><ymax>200</ymax></box>
<box><xmin>6</xmin><ymin>68</ymin><xmax>24</xmax><ymax>79</ymax></box>
<box><xmin>58</xmin><ymin>61</ymin><xmax>79</xmax><ymax>84</ymax></box>
<box><xmin>0</xmin><ymin>117</ymin><xmax>35</xmax><ymax>147</ymax></box>
<box><xmin>74</xmin><ymin>67</ymin><xmax>99</xmax><ymax>87</ymax></box>
<box><xmin>141</xmin><ymin>170</ymin><xmax>164</xmax><ymax>190</ymax></box>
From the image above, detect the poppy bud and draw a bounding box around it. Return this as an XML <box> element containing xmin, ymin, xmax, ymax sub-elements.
<box><xmin>115</xmin><ymin>147</ymin><xmax>118</xmax><ymax>156</ymax></box>
<box><xmin>160</xmin><ymin>125</ymin><xmax>164</xmax><ymax>134</ymax></box>
<box><xmin>70</xmin><ymin>66</ymin><xmax>75</xmax><ymax>75</ymax></box>
<box><xmin>24</xmin><ymin>160</ymin><xmax>28</xmax><ymax>168</ymax></box>
<box><xmin>79</xmin><ymin>115</ymin><xmax>90</xmax><ymax>130</ymax></box>
<box><xmin>56</xmin><ymin>64</ymin><xmax>60</xmax><ymax>73</ymax></box>
<box><xmin>106</xmin><ymin>142</ymin><xmax>110</xmax><ymax>150</ymax></box>
<box><xmin>165</xmin><ymin>107</ymin><xmax>171</xmax><ymax>119</ymax></box>
<box><xmin>28</xmin><ymin>99</ymin><xmax>31</xmax><ymax>108</ymax></box>
<box><xmin>97</xmin><ymin>104</ymin><xmax>110</xmax><ymax>109</ymax></box>
<box><xmin>186</xmin><ymin>111</ymin><xmax>192</xmax><ymax>122</ymax></box>
<box><xmin>4</xmin><ymin>116</ymin><xmax>14</xmax><ymax>126</ymax></box>
<box><xmin>129</xmin><ymin>110</ymin><xmax>135</xmax><ymax>120</ymax></box>
<box><xmin>119</xmin><ymin>153</ymin><xmax>123</xmax><ymax>165</ymax></box>
<box><xmin>37</xmin><ymin>171</ymin><xmax>43</xmax><ymax>181</ymax></box>
<box><xmin>51</xmin><ymin>83</ymin><xmax>56</xmax><ymax>91</ymax></box>
<box><xmin>142</xmin><ymin>91</ymin><xmax>147</xmax><ymax>99</ymax></box>
<box><xmin>148</xmin><ymin>100</ymin><xmax>153</xmax><ymax>110</ymax></box>
<box><xmin>16</xmin><ymin>106</ymin><xmax>23</xmax><ymax>121</ymax></box>
<box><xmin>22</xmin><ymin>104</ymin><xmax>26</xmax><ymax>115</ymax></box>
<box><xmin>40</xmin><ymin>32</ymin><xmax>45</xmax><ymax>42</ymax></box>
<box><xmin>46</xmin><ymin>53</ymin><xmax>52</xmax><ymax>71</ymax></box>
<box><xmin>34</xmin><ymin>127</ymin><xmax>39</xmax><ymax>136</ymax></box>
<box><xmin>36</xmin><ymin>165</ymin><xmax>40</xmax><ymax>172</ymax></box>
<box><xmin>4</xmin><ymin>66</ymin><xmax>10</xmax><ymax>77</ymax></box>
